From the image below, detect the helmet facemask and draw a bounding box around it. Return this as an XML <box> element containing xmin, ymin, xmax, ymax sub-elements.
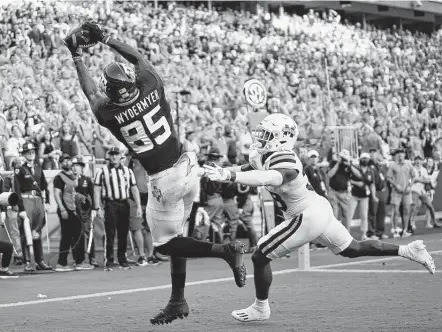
<box><xmin>252</xmin><ymin>122</ymin><xmax>298</xmax><ymax>154</ymax></box>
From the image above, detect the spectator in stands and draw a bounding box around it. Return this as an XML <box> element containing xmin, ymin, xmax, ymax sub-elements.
<box><xmin>38</xmin><ymin>129</ymin><xmax>60</xmax><ymax>170</ymax></box>
<box><xmin>4</xmin><ymin>124</ymin><xmax>25</xmax><ymax>171</ymax></box>
<box><xmin>59</xmin><ymin>121</ymin><xmax>78</xmax><ymax>157</ymax></box>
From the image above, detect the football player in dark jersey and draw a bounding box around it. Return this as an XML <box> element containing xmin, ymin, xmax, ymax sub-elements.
<box><xmin>64</xmin><ymin>22</ymin><xmax>246</xmax><ymax>325</ymax></box>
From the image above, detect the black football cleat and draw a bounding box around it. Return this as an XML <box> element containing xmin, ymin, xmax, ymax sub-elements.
<box><xmin>224</xmin><ymin>241</ymin><xmax>247</xmax><ymax>288</ymax></box>
<box><xmin>150</xmin><ymin>299</ymin><xmax>189</xmax><ymax>325</ymax></box>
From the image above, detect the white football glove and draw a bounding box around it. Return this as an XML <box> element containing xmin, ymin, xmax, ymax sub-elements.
<box><xmin>249</xmin><ymin>142</ymin><xmax>264</xmax><ymax>170</ymax></box>
<box><xmin>203</xmin><ymin>164</ymin><xmax>232</xmax><ymax>182</ymax></box>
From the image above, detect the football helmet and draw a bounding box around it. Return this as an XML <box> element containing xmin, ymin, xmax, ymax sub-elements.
<box><xmin>252</xmin><ymin>113</ymin><xmax>298</xmax><ymax>154</ymax></box>
<box><xmin>100</xmin><ymin>62</ymin><xmax>138</xmax><ymax>103</ymax></box>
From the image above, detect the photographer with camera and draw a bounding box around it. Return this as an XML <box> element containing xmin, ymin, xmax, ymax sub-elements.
<box><xmin>327</xmin><ymin>149</ymin><xmax>362</xmax><ymax>230</ymax></box>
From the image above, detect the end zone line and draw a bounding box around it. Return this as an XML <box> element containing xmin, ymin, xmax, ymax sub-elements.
<box><xmin>0</xmin><ymin>249</ymin><xmax>440</xmax><ymax>309</ymax></box>
<box><xmin>308</xmin><ymin>269</ymin><xmax>429</xmax><ymax>274</ymax></box>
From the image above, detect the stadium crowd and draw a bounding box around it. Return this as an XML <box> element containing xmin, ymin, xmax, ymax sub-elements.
<box><xmin>0</xmin><ymin>0</ymin><xmax>442</xmax><ymax>275</ymax></box>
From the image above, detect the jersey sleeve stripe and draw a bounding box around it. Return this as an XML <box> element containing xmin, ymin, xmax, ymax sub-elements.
<box><xmin>269</xmin><ymin>154</ymin><xmax>296</xmax><ymax>165</ymax></box>
<box><xmin>269</xmin><ymin>159</ymin><xmax>297</xmax><ymax>169</ymax></box>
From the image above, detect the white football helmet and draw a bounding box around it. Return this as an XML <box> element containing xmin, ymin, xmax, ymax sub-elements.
<box><xmin>252</xmin><ymin>113</ymin><xmax>299</xmax><ymax>154</ymax></box>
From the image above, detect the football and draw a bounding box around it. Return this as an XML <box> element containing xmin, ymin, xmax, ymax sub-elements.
<box><xmin>63</xmin><ymin>26</ymin><xmax>98</xmax><ymax>49</ymax></box>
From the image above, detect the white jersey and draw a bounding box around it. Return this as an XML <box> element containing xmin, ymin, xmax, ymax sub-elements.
<box><xmin>255</xmin><ymin>150</ymin><xmax>315</xmax><ymax>219</ymax></box>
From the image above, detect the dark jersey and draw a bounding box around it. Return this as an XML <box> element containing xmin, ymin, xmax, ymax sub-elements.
<box><xmin>96</xmin><ymin>67</ymin><xmax>182</xmax><ymax>175</ymax></box>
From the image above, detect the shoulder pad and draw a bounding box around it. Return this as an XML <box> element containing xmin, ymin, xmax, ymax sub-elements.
<box><xmin>264</xmin><ymin>150</ymin><xmax>298</xmax><ymax>170</ymax></box>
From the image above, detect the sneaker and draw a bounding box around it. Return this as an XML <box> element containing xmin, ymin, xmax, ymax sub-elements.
<box><xmin>74</xmin><ymin>262</ymin><xmax>94</xmax><ymax>271</ymax></box>
<box><xmin>369</xmin><ymin>235</ymin><xmax>380</xmax><ymax>240</ymax></box>
<box><xmin>380</xmin><ymin>234</ymin><xmax>389</xmax><ymax>239</ymax></box>
<box><xmin>402</xmin><ymin>231</ymin><xmax>413</xmax><ymax>238</ymax></box>
<box><xmin>104</xmin><ymin>262</ymin><xmax>114</xmax><ymax>271</ymax></box>
<box><xmin>36</xmin><ymin>262</ymin><xmax>53</xmax><ymax>271</ymax></box>
<box><xmin>55</xmin><ymin>264</ymin><xmax>74</xmax><ymax>272</ymax></box>
<box><xmin>361</xmin><ymin>235</ymin><xmax>369</xmax><ymax>240</ymax></box>
<box><xmin>89</xmin><ymin>258</ymin><xmax>99</xmax><ymax>268</ymax></box>
<box><xmin>13</xmin><ymin>256</ymin><xmax>23</xmax><ymax>266</ymax></box>
<box><xmin>23</xmin><ymin>262</ymin><xmax>35</xmax><ymax>272</ymax></box>
<box><xmin>126</xmin><ymin>258</ymin><xmax>137</xmax><ymax>266</ymax></box>
<box><xmin>401</xmin><ymin>240</ymin><xmax>435</xmax><ymax>274</ymax></box>
<box><xmin>147</xmin><ymin>256</ymin><xmax>161</xmax><ymax>266</ymax></box>
<box><xmin>0</xmin><ymin>270</ymin><xmax>18</xmax><ymax>279</ymax></box>
<box><xmin>137</xmin><ymin>256</ymin><xmax>149</xmax><ymax>267</ymax></box>
<box><xmin>119</xmin><ymin>261</ymin><xmax>132</xmax><ymax>270</ymax></box>
<box><xmin>231</xmin><ymin>300</ymin><xmax>271</xmax><ymax>322</ymax></box>
<box><xmin>393</xmin><ymin>232</ymin><xmax>401</xmax><ymax>239</ymax></box>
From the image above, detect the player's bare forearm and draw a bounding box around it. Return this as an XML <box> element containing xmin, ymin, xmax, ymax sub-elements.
<box><xmin>74</xmin><ymin>60</ymin><xmax>100</xmax><ymax>106</ymax></box>
<box><xmin>233</xmin><ymin>170</ymin><xmax>283</xmax><ymax>187</ymax></box>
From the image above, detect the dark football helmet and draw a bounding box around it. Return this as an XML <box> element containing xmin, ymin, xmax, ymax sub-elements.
<box><xmin>100</xmin><ymin>62</ymin><xmax>138</xmax><ymax>103</ymax></box>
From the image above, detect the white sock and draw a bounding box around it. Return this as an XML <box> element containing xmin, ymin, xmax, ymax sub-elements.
<box><xmin>254</xmin><ymin>298</ymin><xmax>269</xmax><ymax>309</ymax></box>
<box><xmin>0</xmin><ymin>267</ymin><xmax>7</xmax><ymax>272</ymax></box>
<box><xmin>398</xmin><ymin>245</ymin><xmax>408</xmax><ymax>257</ymax></box>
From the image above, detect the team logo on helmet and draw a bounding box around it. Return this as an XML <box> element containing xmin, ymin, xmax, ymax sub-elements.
<box><xmin>243</xmin><ymin>79</ymin><xmax>267</xmax><ymax>110</ymax></box>
<box><xmin>119</xmin><ymin>63</ymin><xmax>135</xmax><ymax>81</ymax></box>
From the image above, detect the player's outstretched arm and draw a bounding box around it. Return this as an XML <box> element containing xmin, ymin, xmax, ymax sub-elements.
<box><xmin>203</xmin><ymin>165</ymin><xmax>297</xmax><ymax>187</ymax></box>
<box><xmin>63</xmin><ymin>29</ymin><xmax>104</xmax><ymax>117</ymax></box>
<box><xmin>224</xmin><ymin>164</ymin><xmax>254</xmax><ymax>172</ymax></box>
<box><xmin>73</xmin><ymin>59</ymin><xmax>105</xmax><ymax>116</ymax></box>
<box><xmin>82</xmin><ymin>22</ymin><xmax>156</xmax><ymax>75</ymax></box>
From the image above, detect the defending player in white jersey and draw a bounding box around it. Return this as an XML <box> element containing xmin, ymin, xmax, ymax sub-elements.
<box><xmin>202</xmin><ymin>113</ymin><xmax>436</xmax><ymax>323</ymax></box>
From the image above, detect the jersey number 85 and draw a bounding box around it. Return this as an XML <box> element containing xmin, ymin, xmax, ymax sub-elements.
<box><xmin>120</xmin><ymin>104</ymin><xmax>172</xmax><ymax>153</ymax></box>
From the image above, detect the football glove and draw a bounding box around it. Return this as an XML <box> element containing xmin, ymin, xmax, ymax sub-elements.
<box><xmin>81</xmin><ymin>21</ymin><xmax>110</xmax><ymax>44</ymax></box>
<box><xmin>248</xmin><ymin>143</ymin><xmax>264</xmax><ymax>170</ymax></box>
<box><xmin>203</xmin><ymin>164</ymin><xmax>232</xmax><ymax>182</ymax></box>
<box><xmin>62</xmin><ymin>29</ymin><xmax>83</xmax><ymax>58</ymax></box>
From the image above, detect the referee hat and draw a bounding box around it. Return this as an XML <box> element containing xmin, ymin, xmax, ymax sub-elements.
<box><xmin>108</xmin><ymin>147</ymin><xmax>122</xmax><ymax>155</ymax></box>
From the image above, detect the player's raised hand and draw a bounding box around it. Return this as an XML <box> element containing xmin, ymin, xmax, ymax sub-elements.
<box><xmin>81</xmin><ymin>21</ymin><xmax>109</xmax><ymax>43</ymax></box>
<box><xmin>203</xmin><ymin>165</ymin><xmax>232</xmax><ymax>182</ymax></box>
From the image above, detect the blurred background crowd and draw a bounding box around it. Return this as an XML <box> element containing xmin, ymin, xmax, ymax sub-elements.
<box><xmin>0</xmin><ymin>0</ymin><xmax>442</xmax><ymax>273</ymax></box>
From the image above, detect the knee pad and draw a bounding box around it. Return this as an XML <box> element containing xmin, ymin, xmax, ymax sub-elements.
<box><xmin>146</xmin><ymin>206</ymin><xmax>184</xmax><ymax>247</ymax></box>
<box><xmin>252</xmin><ymin>248</ymin><xmax>271</xmax><ymax>267</ymax></box>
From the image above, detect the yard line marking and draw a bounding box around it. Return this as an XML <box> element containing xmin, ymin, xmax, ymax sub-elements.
<box><xmin>0</xmin><ymin>249</ymin><xmax>440</xmax><ymax>309</ymax></box>
<box><xmin>308</xmin><ymin>269</ymin><xmax>429</xmax><ymax>274</ymax></box>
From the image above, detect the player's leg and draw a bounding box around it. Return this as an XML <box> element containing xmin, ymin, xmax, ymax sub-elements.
<box><xmin>320</xmin><ymin>214</ymin><xmax>436</xmax><ymax>274</ymax></box>
<box><xmin>232</xmin><ymin>195</ymin><xmax>330</xmax><ymax>323</ymax></box>
<box><xmin>150</xmin><ymin>154</ymin><xmax>246</xmax><ymax>284</ymax></box>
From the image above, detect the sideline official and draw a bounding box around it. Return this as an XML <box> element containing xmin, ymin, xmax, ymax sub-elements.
<box><xmin>94</xmin><ymin>147</ymin><xmax>141</xmax><ymax>271</ymax></box>
<box><xmin>14</xmin><ymin>141</ymin><xmax>52</xmax><ymax>272</ymax></box>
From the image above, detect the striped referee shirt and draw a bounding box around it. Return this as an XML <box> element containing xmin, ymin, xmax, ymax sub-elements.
<box><xmin>94</xmin><ymin>164</ymin><xmax>136</xmax><ymax>201</ymax></box>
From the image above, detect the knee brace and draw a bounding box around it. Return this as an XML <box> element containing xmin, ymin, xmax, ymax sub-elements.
<box><xmin>252</xmin><ymin>248</ymin><xmax>271</xmax><ymax>267</ymax></box>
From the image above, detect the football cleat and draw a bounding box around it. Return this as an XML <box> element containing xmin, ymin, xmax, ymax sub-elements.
<box><xmin>232</xmin><ymin>303</ymin><xmax>271</xmax><ymax>322</ymax></box>
<box><xmin>403</xmin><ymin>240</ymin><xmax>436</xmax><ymax>274</ymax></box>
<box><xmin>150</xmin><ymin>299</ymin><xmax>189</xmax><ymax>325</ymax></box>
<box><xmin>224</xmin><ymin>241</ymin><xmax>247</xmax><ymax>287</ymax></box>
